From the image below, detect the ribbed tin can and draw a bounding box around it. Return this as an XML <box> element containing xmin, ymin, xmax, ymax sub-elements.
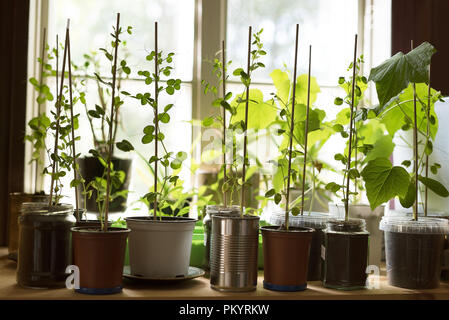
<box><xmin>210</xmin><ymin>214</ymin><xmax>260</xmax><ymax>292</ymax></box>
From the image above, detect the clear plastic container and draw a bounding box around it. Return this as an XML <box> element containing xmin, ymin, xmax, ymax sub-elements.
<box><xmin>380</xmin><ymin>216</ymin><xmax>449</xmax><ymax>289</ymax></box>
<box><xmin>323</xmin><ymin>218</ymin><xmax>370</xmax><ymax>290</ymax></box>
<box><xmin>269</xmin><ymin>211</ymin><xmax>330</xmax><ymax>281</ymax></box>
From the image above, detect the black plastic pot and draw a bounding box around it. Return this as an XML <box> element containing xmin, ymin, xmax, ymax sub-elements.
<box><xmin>322</xmin><ymin>218</ymin><xmax>369</xmax><ymax>290</ymax></box>
<box><xmin>380</xmin><ymin>216</ymin><xmax>449</xmax><ymax>289</ymax></box>
<box><xmin>76</xmin><ymin>156</ymin><xmax>132</xmax><ymax>213</ymax></box>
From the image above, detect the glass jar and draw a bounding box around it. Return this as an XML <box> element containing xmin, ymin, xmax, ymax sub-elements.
<box><xmin>17</xmin><ymin>203</ymin><xmax>75</xmax><ymax>288</ymax></box>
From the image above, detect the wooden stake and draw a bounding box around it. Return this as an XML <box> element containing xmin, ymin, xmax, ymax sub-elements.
<box><xmin>240</xmin><ymin>26</ymin><xmax>252</xmax><ymax>216</ymax></box>
<box><xmin>66</xmin><ymin>20</ymin><xmax>80</xmax><ymax>220</ymax></box>
<box><xmin>285</xmin><ymin>24</ymin><xmax>300</xmax><ymax>229</ymax></box>
<box><xmin>104</xmin><ymin>13</ymin><xmax>121</xmax><ymax>231</ymax></box>
<box><xmin>153</xmin><ymin>21</ymin><xmax>159</xmax><ymax>220</ymax></box>
<box><xmin>221</xmin><ymin>40</ymin><xmax>228</xmax><ymax>208</ymax></box>
<box><xmin>35</xmin><ymin>28</ymin><xmax>47</xmax><ymax>194</ymax></box>
<box><xmin>344</xmin><ymin>34</ymin><xmax>358</xmax><ymax>221</ymax></box>
<box><xmin>48</xmin><ymin>28</ymin><xmax>70</xmax><ymax>207</ymax></box>
<box><xmin>300</xmin><ymin>45</ymin><xmax>312</xmax><ymax>217</ymax></box>
<box><xmin>411</xmin><ymin>40</ymin><xmax>419</xmax><ymax>222</ymax></box>
<box><xmin>425</xmin><ymin>65</ymin><xmax>431</xmax><ymax>217</ymax></box>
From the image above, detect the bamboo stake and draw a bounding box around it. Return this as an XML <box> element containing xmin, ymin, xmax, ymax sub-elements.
<box><xmin>221</xmin><ymin>40</ymin><xmax>228</xmax><ymax>208</ymax></box>
<box><xmin>35</xmin><ymin>28</ymin><xmax>47</xmax><ymax>194</ymax></box>
<box><xmin>66</xmin><ymin>21</ymin><xmax>80</xmax><ymax>221</ymax></box>
<box><xmin>285</xmin><ymin>24</ymin><xmax>300</xmax><ymax>229</ymax></box>
<box><xmin>411</xmin><ymin>40</ymin><xmax>419</xmax><ymax>222</ymax></box>
<box><xmin>104</xmin><ymin>13</ymin><xmax>121</xmax><ymax>231</ymax></box>
<box><xmin>48</xmin><ymin>28</ymin><xmax>69</xmax><ymax>207</ymax></box>
<box><xmin>425</xmin><ymin>66</ymin><xmax>431</xmax><ymax>217</ymax></box>
<box><xmin>300</xmin><ymin>45</ymin><xmax>312</xmax><ymax>217</ymax></box>
<box><xmin>240</xmin><ymin>26</ymin><xmax>252</xmax><ymax>217</ymax></box>
<box><xmin>153</xmin><ymin>21</ymin><xmax>159</xmax><ymax>220</ymax></box>
<box><xmin>344</xmin><ymin>34</ymin><xmax>358</xmax><ymax>221</ymax></box>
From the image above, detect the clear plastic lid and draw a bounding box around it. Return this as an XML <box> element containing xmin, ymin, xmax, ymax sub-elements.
<box><xmin>386</xmin><ymin>210</ymin><xmax>449</xmax><ymax>219</ymax></box>
<box><xmin>379</xmin><ymin>216</ymin><xmax>449</xmax><ymax>234</ymax></box>
<box><xmin>205</xmin><ymin>205</ymin><xmax>241</xmax><ymax>216</ymax></box>
<box><xmin>326</xmin><ymin>218</ymin><xmax>367</xmax><ymax>233</ymax></box>
<box><xmin>20</xmin><ymin>202</ymin><xmax>73</xmax><ymax>215</ymax></box>
<box><xmin>269</xmin><ymin>211</ymin><xmax>331</xmax><ymax>229</ymax></box>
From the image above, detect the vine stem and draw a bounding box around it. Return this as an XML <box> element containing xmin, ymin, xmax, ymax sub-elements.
<box><xmin>153</xmin><ymin>21</ymin><xmax>159</xmax><ymax>220</ymax></box>
<box><xmin>285</xmin><ymin>24</ymin><xmax>299</xmax><ymax>230</ymax></box>
<box><xmin>35</xmin><ymin>27</ymin><xmax>46</xmax><ymax>194</ymax></box>
<box><xmin>411</xmin><ymin>40</ymin><xmax>418</xmax><ymax>222</ymax></box>
<box><xmin>425</xmin><ymin>65</ymin><xmax>431</xmax><ymax>217</ymax></box>
<box><xmin>240</xmin><ymin>26</ymin><xmax>252</xmax><ymax>217</ymax></box>
<box><xmin>104</xmin><ymin>13</ymin><xmax>121</xmax><ymax>231</ymax></box>
<box><xmin>66</xmin><ymin>22</ymin><xmax>80</xmax><ymax>220</ymax></box>
<box><xmin>48</xmin><ymin>27</ymin><xmax>69</xmax><ymax>208</ymax></box>
<box><xmin>344</xmin><ymin>34</ymin><xmax>358</xmax><ymax>222</ymax></box>
<box><xmin>222</xmin><ymin>40</ymin><xmax>228</xmax><ymax>208</ymax></box>
<box><xmin>300</xmin><ymin>44</ymin><xmax>312</xmax><ymax>216</ymax></box>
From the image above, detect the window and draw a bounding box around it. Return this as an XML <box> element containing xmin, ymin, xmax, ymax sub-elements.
<box><xmin>25</xmin><ymin>0</ymin><xmax>391</xmax><ymax>217</ymax></box>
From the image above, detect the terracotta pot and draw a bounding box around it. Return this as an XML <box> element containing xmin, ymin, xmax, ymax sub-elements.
<box><xmin>17</xmin><ymin>203</ymin><xmax>75</xmax><ymax>288</ymax></box>
<box><xmin>8</xmin><ymin>192</ymin><xmax>49</xmax><ymax>261</ymax></box>
<box><xmin>76</xmin><ymin>156</ymin><xmax>132</xmax><ymax>213</ymax></box>
<box><xmin>71</xmin><ymin>227</ymin><xmax>130</xmax><ymax>294</ymax></box>
<box><xmin>261</xmin><ymin>225</ymin><xmax>314</xmax><ymax>291</ymax></box>
<box><xmin>322</xmin><ymin>218</ymin><xmax>370</xmax><ymax>290</ymax></box>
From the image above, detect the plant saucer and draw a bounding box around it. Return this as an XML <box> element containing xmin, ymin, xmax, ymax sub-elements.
<box><xmin>123</xmin><ymin>266</ymin><xmax>205</xmax><ymax>283</ymax></box>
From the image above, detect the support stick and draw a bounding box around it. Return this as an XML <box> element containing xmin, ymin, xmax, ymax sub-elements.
<box><xmin>300</xmin><ymin>45</ymin><xmax>312</xmax><ymax>216</ymax></box>
<box><xmin>104</xmin><ymin>13</ymin><xmax>121</xmax><ymax>230</ymax></box>
<box><xmin>153</xmin><ymin>21</ymin><xmax>159</xmax><ymax>220</ymax></box>
<box><xmin>240</xmin><ymin>26</ymin><xmax>252</xmax><ymax>216</ymax></box>
<box><xmin>221</xmin><ymin>40</ymin><xmax>228</xmax><ymax>208</ymax></box>
<box><xmin>66</xmin><ymin>21</ymin><xmax>80</xmax><ymax>221</ymax></box>
<box><xmin>48</xmin><ymin>29</ymin><xmax>69</xmax><ymax>207</ymax></box>
<box><xmin>344</xmin><ymin>34</ymin><xmax>358</xmax><ymax>221</ymax></box>
<box><xmin>35</xmin><ymin>28</ymin><xmax>47</xmax><ymax>194</ymax></box>
<box><xmin>425</xmin><ymin>66</ymin><xmax>431</xmax><ymax>217</ymax></box>
<box><xmin>285</xmin><ymin>24</ymin><xmax>300</xmax><ymax>229</ymax></box>
<box><xmin>411</xmin><ymin>40</ymin><xmax>419</xmax><ymax>221</ymax></box>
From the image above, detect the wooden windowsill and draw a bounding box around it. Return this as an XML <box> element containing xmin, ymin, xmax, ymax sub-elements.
<box><xmin>1</xmin><ymin>247</ymin><xmax>449</xmax><ymax>300</ymax></box>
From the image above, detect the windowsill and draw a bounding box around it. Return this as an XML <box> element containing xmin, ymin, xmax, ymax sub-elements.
<box><xmin>2</xmin><ymin>247</ymin><xmax>449</xmax><ymax>300</ymax></box>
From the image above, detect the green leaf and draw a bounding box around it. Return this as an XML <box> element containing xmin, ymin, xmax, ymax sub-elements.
<box><xmin>202</xmin><ymin>117</ymin><xmax>214</xmax><ymax>127</ymax></box>
<box><xmin>269</xmin><ymin>69</ymin><xmax>290</xmax><ymax>104</ymax></box>
<box><xmin>116</xmin><ymin>139</ymin><xmax>134</xmax><ymax>152</ymax></box>
<box><xmin>418</xmin><ymin>176</ymin><xmax>449</xmax><ymax>197</ymax></box>
<box><xmin>361</xmin><ymin>157</ymin><xmax>410</xmax><ymax>210</ymax></box>
<box><xmin>368</xmin><ymin>42</ymin><xmax>436</xmax><ymax>108</ymax></box>
<box><xmin>265</xmin><ymin>189</ymin><xmax>275</xmax><ymax>197</ymax></box>
<box><xmin>274</xmin><ymin>193</ymin><xmax>282</xmax><ymax>204</ymax></box>
<box><xmin>399</xmin><ymin>181</ymin><xmax>416</xmax><ymax>208</ymax></box>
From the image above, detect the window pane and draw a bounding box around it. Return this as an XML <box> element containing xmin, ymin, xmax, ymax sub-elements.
<box><xmin>227</xmin><ymin>0</ymin><xmax>359</xmax><ymax>85</ymax></box>
<box><xmin>50</xmin><ymin>0</ymin><xmax>194</xmax><ymax>80</ymax></box>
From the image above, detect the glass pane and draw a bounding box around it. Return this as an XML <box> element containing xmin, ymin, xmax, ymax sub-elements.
<box><xmin>49</xmin><ymin>0</ymin><xmax>194</xmax><ymax>80</ymax></box>
<box><xmin>227</xmin><ymin>0</ymin><xmax>359</xmax><ymax>85</ymax></box>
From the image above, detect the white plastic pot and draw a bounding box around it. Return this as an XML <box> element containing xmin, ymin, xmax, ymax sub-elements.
<box><xmin>328</xmin><ymin>203</ymin><xmax>385</xmax><ymax>267</ymax></box>
<box><xmin>125</xmin><ymin>216</ymin><xmax>197</xmax><ymax>278</ymax></box>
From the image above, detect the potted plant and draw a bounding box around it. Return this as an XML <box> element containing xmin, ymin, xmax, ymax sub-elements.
<box><xmin>119</xmin><ymin>21</ymin><xmax>196</xmax><ymax>279</ymax></box>
<box><xmin>327</xmin><ymin>55</ymin><xmax>390</xmax><ymax>267</ymax></box>
<box><xmin>363</xmin><ymin>41</ymin><xmax>449</xmax><ymax>289</ymax></box>
<box><xmin>322</xmin><ymin>35</ymin><xmax>370</xmax><ymax>290</ymax></box>
<box><xmin>71</xmin><ymin>14</ymin><xmax>130</xmax><ymax>294</ymax></box>
<box><xmin>71</xmin><ymin>27</ymin><xmax>133</xmax><ymax>214</ymax></box>
<box><xmin>208</xmin><ymin>26</ymin><xmax>265</xmax><ymax>292</ymax></box>
<box><xmin>260</xmin><ymin>25</ymin><xmax>315</xmax><ymax>292</ymax></box>
<box><xmin>17</xmin><ymin>23</ymin><xmax>77</xmax><ymax>289</ymax></box>
<box><xmin>8</xmin><ymin>28</ymin><xmax>52</xmax><ymax>261</ymax></box>
<box><xmin>265</xmin><ymin>63</ymin><xmax>334</xmax><ymax>282</ymax></box>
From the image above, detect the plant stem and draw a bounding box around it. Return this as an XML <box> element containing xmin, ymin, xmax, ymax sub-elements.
<box><xmin>35</xmin><ymin>28</ymin><xmax>46</xmax><ymax>194</ymax></box>
<box><xmin>425</xmin><ymin>65</ymin><xmax>431</xmax><ymax>217</ymax></box>
<box><xmin>409</xmin><ymin>40</ymin><xmax>419</xmax><ymax>222</ymax></box>
<box><xmin>344</xmin><ymin>34</ymin><xmax>358</xmax><ymax>222</ymax></box>
<box><xmin>153</xmin><ymin>21</ymin><xmax>159</xmax><ymax>220</ymax></box>
<box><xmin>49</xmin><ymin>29</ymin><xmax>69</xmax><ymax>207</ymax></box>
<box><xmin>221</xmin><ymin>40</ymin><xmax>228</xmax><ymax>208</ymax></box>
<box><xmin>104</xmin><ymin>13</ymin><xmax>121</xmax><ymax>231</ymax></box>
<box><xmin>66</xmin><ymin>24</ymin><xmax>80</xmax><ymax>220</ymax></box>
<box><xmin>240</xmin><ymin>26</ymin><xmax>252</xmax><ymax>217</ymax></box>
<box><xmin>300</xmin><ymin>44</ymin><xmax>312</xmax><ymax>217</ymax></box>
